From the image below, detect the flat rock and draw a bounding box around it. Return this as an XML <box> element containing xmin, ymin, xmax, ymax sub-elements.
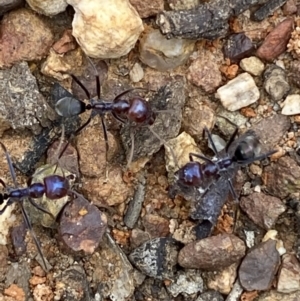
<box><xmin>240</xmin><ymin>56</ymin><xmax>265</xmax><ymax>76</ymax></box>
<box><xmin>239</xmin><ymin>239</ymin><xmax>280</xmax><ymax>291</ymax></box>
<box><xmin>282</xmin><ymin>94</ymin><xmax>300</xmax><ymax>115</ymax></box>
<box><xmin>216</xmin><ymin>73</ymin><xmax>259</xmax><ymax>111</ymax></box>
<box><xmin>27</xmin><ymin>0</ymin><xmax>67</xmax><ymax>16</ymax></box>
<box><xmin>263</xmin><ymin>156</ymin><xmax>300</xmax><ymax>199</ymax></box>
<box><xmin>0</xmin><ymin>61</ymin><xmax>55</xmax><ymax>135</ymax></box>
<box><xmin>240</xmin><ymin>192</ymin><xmax>286</xmax><ymax>230</ymax></box>
<box><xmin>178</xmin><ymin>234</ymin><xmax>246</xmax><ymax>270</ymax></box>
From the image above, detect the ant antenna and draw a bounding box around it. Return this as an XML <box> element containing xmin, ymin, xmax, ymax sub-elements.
<box><xmin>0</xmin><ymin>142</ymin><xmax>49</xmax><ymax>271</ymax></box>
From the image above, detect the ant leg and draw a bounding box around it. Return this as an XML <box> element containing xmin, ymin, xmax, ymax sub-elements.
<box><xmin>27</xmin><ymin>198</ymin><xmax>55</xmax><ymax>220</ymax></box>
<box><xmin>100</xmin><ymin>116</ymin><xmax>109</xmax><ymax>181</ymax></box>
<box><xmin>203</xmin><ymin>127</ymin><xmax>219</xmax><ymax>157</ymax></box>
<box><xmin>19</xmin><ymin>203</ymin><xmax>49</xmax><ymax>271</ymax></box>
<box><xmin>126</xmin><ymin>128</ymin><xmax>135</xmax><ymax>169</ymax></box>
<box><xmin>189</xmin><ymin>153</ymin><xmax>215</xmax><ymax>165</ymax></box>
<box><xmin>86</xmin><ymin>56</ymin><xmax>101</xmax><ymax>100</ymax></box>
<box><xmin>227</xmin><ymin>178</ymin><xmax>238</xmax><ymax>201</ymax></box>
<box><xmin>0</xmin><ymin>142</ymin><xmax>18</xmax><ymax>188</ymax></box>
<box><xmin>225</xmin><ymin>128</ymin><xmax>239</xmax><ymax>153</ymax></box>
<box><xmin>114</xmin><ymin>88</ymin><xmax>148</xmax><ymax>102</ymax></box>
<box><xmin>0</xmin><ymin>198</ymin><xmax>15</xmax><ymax>214</ymax></box>
<box><xmin>112</xmin><ymin>112</ymin><xmax>126</xmax><ymax>124</ymax></box>
<box><xmin>0</xmin><ymin>178</ymin><xmax>6</xmax><ymax>188</ymax></box>
<box><xmin>71</xmin><ymin>74</ymin><xmax>91</xmax><ymax>100</ymax></box>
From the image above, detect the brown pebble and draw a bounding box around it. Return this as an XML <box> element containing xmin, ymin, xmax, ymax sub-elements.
<box><xmin>240</xmin><ymin>192</ymin><xmax>286</xmax><ymax>230</ymax></box>
<box><xmin>59</xmin><ymin>195</ymin><xmax>107</xmax><ymax>254</ymax></box>
<box><xmin>239</xmin><ymin>239</ymin><xmax>280</xmax><ymax>291</ymax></box>
<box><xmin>129</xmin><ymin>0</ymin><xmax>164</xmax><ymax>18</ymax></box>
<box><xmin>178</xmin><ymin>234</ymin><xmax>246</xmax><ymax>270</ymax></box>
<box><xmin>29</xmin><ymin>275</ymin><xmax>47</xmax><ymax>286</ymax></box>
<box><xmin>256</xmin><ymin>18</ymin><xmax>294</xmax><ymax>62</ymax></box>
<box><xmin>263</xmin><ymin>156</ymin><xmax>300</xmax><ymax>199</ymax></box>
<box><xmin>4</xmin><ymin>284</ymin><xmax>25</xmax><ymax>301</ymax></box>
<box><xmin>32</xmin><ymin>266</ymin><xmax>46</xmax><ymax>277</ymax></box>
<box><xmin>52</xmin><ymin>29</ymin><xmax>77</xmax><ymax>54</ymax></box>
<box><xmin>143</xmin><ymin>214</ymin><xmax>170</xmax><ymax>238</ymax></box>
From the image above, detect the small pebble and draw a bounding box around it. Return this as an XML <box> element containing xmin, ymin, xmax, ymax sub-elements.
<box><xmin>256</xmin><ymin>18</ymin><xmax>294</xmax><ymax>61</ymax></box>
<box><xmin>264</xmin><ymin>65</ymin><xmax>290</xmax><ymax>101</ymax></box>
<box><xmin>240</xmin><ymin>56</ymin><xmax>265</xmax><ymax>76</ymax></box>
<box><xmin>129</xmin><ymin>62</ymin><xmax>144</xmax><ymax>82</ymax></box>
<box><xmin>216</xmin><ymin>73</ymin><xmax>260</xmax><ymax>111</ymax></box>
<box><xmin>282</xmin><ymin>94</ymin><xmax>300</xmax><ymax>115</ymax></box>
<box><xmin>139</xmin><ymin>29</ymin><xmax>195</xmax><ymax>71</ymax></box>
<box><xmin>277</xmin><ymin>254</ymin><xmax>300</xmax><ymax>293</ymax></box>
<box><xmin>27</xmin><ymin>0</ymin><xmax>67</xmax><ymax>16</ymax></box>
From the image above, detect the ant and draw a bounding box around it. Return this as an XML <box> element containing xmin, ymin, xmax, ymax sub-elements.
<box><xmin>171</xmin><ymin>126</ymin><xmax>277</xmax><ymax>238</ymax></box>
<box><xmin>175</xmin><ymin>127</ymin><xmax>277</xmax><ymax>200</ymax></box>
<box><xmin>0</xmin><ymin>138</ymin><xmax>75</xmax><ymax>271</ymax></box>
<box><xmin>54</xmin><ymin>59</ymin><xmax>160</xmax><ymax>168</ymax></box>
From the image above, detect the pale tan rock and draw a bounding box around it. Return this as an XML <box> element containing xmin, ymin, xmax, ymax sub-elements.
<box><xmin>26</xmin><ymin>0</ymin><xmax>68</xmax><ymax>16</ymax></box>
<box><xmin>67</xmin><ymin>0</ymin><xmax>144</xmax><ymax>58</ymax></box>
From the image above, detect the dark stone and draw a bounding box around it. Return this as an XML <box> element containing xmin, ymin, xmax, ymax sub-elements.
<box><xmin>223</xmin><ymin>33</ymin><xmax>255</xmax><ymax>63</ymax></box>
<box><xmin>129</xmin><ymin>237</ymin><xmax>179</xmax><ymax>279</ymax></box>
<box><xmin>252</xmin><ymin>0</ymin><xmax>288</xmax><ymax>21</ymax></box>
<box><xmin>239</xmin><ymin>239</ymin><xmax>280</xmax><ymax>291</ymax></box>
<box><xmin>197</xmin><ymin>290</ymin><xmax>224</xmax><ymax>301</ymax></box>
<box><xmin>11</xmin><ymin>220</ymin><xmax>27</xmax><ymax>256</ymax></box>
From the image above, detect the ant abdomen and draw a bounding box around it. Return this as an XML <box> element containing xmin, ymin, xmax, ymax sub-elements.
<box><xmin>55</xmin><ymin>96</ymin><xmax>86</xmax><ymax>118</ymax></box>
<box><xmin>43</xmin><ymin>175</ymin><xmax>70</xmax><ymax>200</ymax></box>
<box><xmin>234</xmin><ymin>139</ymin><xmax>258</xmax><ymax>162</ymax></box>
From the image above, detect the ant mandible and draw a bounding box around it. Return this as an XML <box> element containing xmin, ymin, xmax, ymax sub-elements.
<box><xmin>54</xmin><ymin>59</ymin><xmax>157</xmax><ymax>167</ymax></box>
<box><xmin>0</xmin><ymin>141</ymin><xmax>75</xmax><ymax>271</ymax></box>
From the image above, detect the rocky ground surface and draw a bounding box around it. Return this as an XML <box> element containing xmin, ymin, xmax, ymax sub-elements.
<box><xmin>0</xmin><ymin>0</ymin><xmax>300</xmax><ymax>301</ymax></box>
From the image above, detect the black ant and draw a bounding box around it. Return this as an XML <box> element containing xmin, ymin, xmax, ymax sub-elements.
<box><xmin>171</xmin><ymin>127</ymin><xmax>277</xmax><ymax>238</ymax></box>
<box><xmin>54</xmin><ymin>60</ymin><xmax>160</xmax><ymax>168</ymax></box>
<box><xmin>0</xmin><ymin>141</ymin><xmax>75</xmax><ymax>271</ymax></box>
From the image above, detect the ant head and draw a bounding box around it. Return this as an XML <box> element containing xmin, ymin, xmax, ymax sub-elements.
<box><xmin>177</xmin><ymin>162</ymin><xmax>203</xmax><ymax>187</ymax></box>
<box><xmin>128</xmin><ymin>97</ymin><xmax>156</xmax><ymax>125</ymax></box>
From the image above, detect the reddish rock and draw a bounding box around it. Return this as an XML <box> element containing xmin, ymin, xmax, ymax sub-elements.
<box><xmin>52</xmin><ymin>29</ymin><xmax>77</xmax><ymax>54</ymax></box>
<box><xmin>256</xmin><ymin>18</ymin><xmax>294</xmax><ymax>62</ymax></box>
<box><xmin>178</xmin><ymin>234</ymin><xmax>246</xmax><ymax>270</ymax></box>
<box><xmin>240</xmin><ymin>192</ymin><xmax>286</xmax><ymax>230</ymax></box>
<box><xmin>143</xmin><ymin>214</ymin><xmax>170</xmax><ymax>238</ymax></box>
<box><xmin>187</xmin><ymin>57</ymin><xmax>222</xmax><ymax>92</ymax></box>
<box><xmin>129</xmin><ymin>0</ymin><xmax>164</xmax><ymax>18</ymax></box>
<box><xmin>59</xmin><ymin>195</ymin><xmax>107</xmax><ymax>255</ymax></box>
<box><xmin>0</xmin><ymin>8</ymin><xmax>54</xmax><ymax>67</ymax></box>
<box><xmin>263</xmin><ymin>156</ymin><xmax>300</xmax><ymax>199</ymax></box>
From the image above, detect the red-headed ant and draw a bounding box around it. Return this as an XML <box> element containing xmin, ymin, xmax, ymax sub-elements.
<box><xmin>0</xmin><ymin>140</ymin><xmax>75</xmax><ymax>271</ymax></box>
<box><xmin>54</xmin><ymin>59</ymin><xmax>173</xmax><ymax>168</ymax></box>
<box><xmin>171</xmin><ymin>127</ymin><xmax>277</xmax><ymax>239</ymax></box>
